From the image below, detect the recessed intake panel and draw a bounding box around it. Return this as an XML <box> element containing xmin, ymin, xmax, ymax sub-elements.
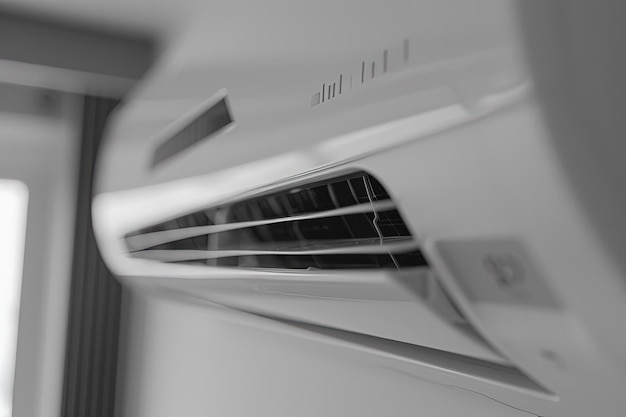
<box><xmin>152</xmin><ymin>96</ymin><xmax>233</xmax><ymax>167</ymax></box>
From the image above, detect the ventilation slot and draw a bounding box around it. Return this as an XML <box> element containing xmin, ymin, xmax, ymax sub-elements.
<box><xmin>152</xmin><ymin>96</ymin><xmax>233</xmax><ymax>167</ymax></box>
<box><xmin>125</xmin><ymin>172</ymin><xmax>426</xmax><ymax>270</ymax></box>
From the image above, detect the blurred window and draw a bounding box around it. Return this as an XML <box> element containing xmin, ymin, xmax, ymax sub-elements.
<box><xmin>0</xmin><ymin>179</ymin><xmax>28</xmax><ymax>417</ymax></box>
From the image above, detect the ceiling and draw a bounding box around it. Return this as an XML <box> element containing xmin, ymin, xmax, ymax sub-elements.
<box><xmin>0</xmin><ymin>0</ymin><xmax>197</xmax><ymax>37</ymax></box>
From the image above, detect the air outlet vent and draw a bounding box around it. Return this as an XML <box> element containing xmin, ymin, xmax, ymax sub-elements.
<box><xmin>152</xmin><ymin>96</ymin><xmax>233</xmax><ymax>167</ymax></box>
<box><xmin>125</xmin><ymin>171</ymin><xmax>426</xmax><ymax>269</ymax></box>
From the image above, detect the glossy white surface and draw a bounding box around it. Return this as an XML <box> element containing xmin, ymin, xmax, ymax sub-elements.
<box><xmin>92</xmin><ymin>1</ymin><xmax>626</xmax><ymax>416</ymax></box>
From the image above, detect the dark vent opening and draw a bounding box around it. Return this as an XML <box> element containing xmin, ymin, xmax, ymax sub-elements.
<box><xmin>125</xmin><ymin>210</ymin><xmax>216</xmax><ymax>238</ymax></box>
<box><xmin>330</xmin><ymin>180</ymin><xmax>358</xmax><ymax>207</ymax></box>
<box><xmin>392</xmin><ymin>251</ymin><xmax>428</xmax><ymax>268</ymax></box>
<box><xmin>125</xmin><ymin>171</ymin><xmax>424</xmax><ymax>271</ymax></box>
<box><xmin>152</xmin><ymin>96</ymin><xmax>233</xmax><ymax>167</ymax></box>
<box><xmin>377</xmin><ymin>210</ymin><xmax>411</xmax><ymax>237</ymax></box>
<box><xmin>144</xmin><ymin>235</ymin><xmax>208</xmax><ymax>251</ymax></box>
<box><xmin>226</xmin><ymin>173</ymin><xmax>391</xmax><ymax>221</ymax></box>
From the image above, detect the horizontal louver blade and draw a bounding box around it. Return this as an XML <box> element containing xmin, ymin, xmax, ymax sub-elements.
<box><xmin>130</xmin><ymin>238</ymin><xmax>421</xmax><ymax>262</ymax></box>
<box><xmin>126</xmin><ymin>200</ymin><xmax>396</xmax><ymax>251</ymax></box>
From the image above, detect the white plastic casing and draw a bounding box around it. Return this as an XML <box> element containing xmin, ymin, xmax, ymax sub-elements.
<box><xmin>93</xmin><ymin>1</ymin><xmax>626</xmax><ymax>416</ymax></box>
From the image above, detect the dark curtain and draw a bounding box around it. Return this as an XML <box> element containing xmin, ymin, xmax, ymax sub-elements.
<box><xmin>62</xmin><ymin>95</ymin><xmax>122</xmax><ymax>417</ymax></box>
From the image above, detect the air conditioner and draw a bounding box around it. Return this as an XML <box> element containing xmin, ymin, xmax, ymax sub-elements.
<box><xmin>92</xmin><ymin>1</ymin><xmax>626</xmax><ymax>416</ymax></box>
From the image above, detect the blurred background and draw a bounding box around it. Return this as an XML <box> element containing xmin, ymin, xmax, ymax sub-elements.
<box><xmin>1</xmin><ymin>2</ymin><xmax>626</xmax><ymax>417</ymax></box>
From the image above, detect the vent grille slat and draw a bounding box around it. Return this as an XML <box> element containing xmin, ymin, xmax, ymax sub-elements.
<box><xmin>125</xmin><ymin>171</ymin><xmax>426</xmax><ymax>270</ymax></box>
<box><xmin>125</xmin><ymin>200</ymin><xmax>396</xmax><ymax>252</ymax></box>
<box><xmin>131</xmin><ymin>237</ymin><xmax>421</xmax><ymax>262</ymax></box>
